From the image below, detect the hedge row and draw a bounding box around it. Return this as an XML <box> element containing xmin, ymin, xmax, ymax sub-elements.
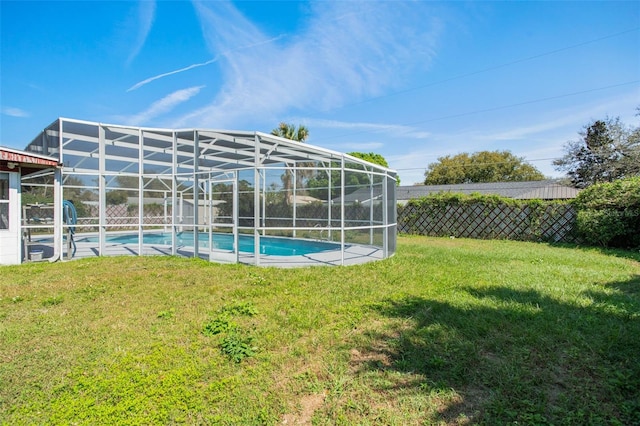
<box><xmin>397</xmin><ymin>177</ymin><xmax>640</xmax><ymax>249</ymax></box>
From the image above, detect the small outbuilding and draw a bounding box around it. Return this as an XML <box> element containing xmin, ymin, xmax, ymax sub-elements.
<box><xmin>0</xmin><ymin>147</ymin><xmax>61</xmax><ymax>265</ymax></box>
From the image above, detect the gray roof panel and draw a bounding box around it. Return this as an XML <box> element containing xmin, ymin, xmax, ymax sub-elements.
<box><xmin>397</xmin><ymin>180</ymin><xmax>579</xmax><ymax>201</ymax></box>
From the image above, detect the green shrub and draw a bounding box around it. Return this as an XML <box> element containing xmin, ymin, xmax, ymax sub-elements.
<box><xmin>42</xmin><ymin>295</ymin><xmax>63</xmax><ymax>306</ymax></box>
<box><xmin>106</xmin><ymin>190</ymin><xmax>128</xmax><ymax>205</ymax></box>
<box><xmin>575</xmin><ymin>209</ymin><xmax>627</xmax><ymax>246</ymax></box>
<box><xmin>202</xmin><ymin>302</ymin><xmax>259</xmax><ymax>363</ymax></box>
<box><xmin>220</xmin><ymin>332</ymin><xmax>256</xmax><ymax>363</ymax></box>
<box><xmin>573</xmin><ymin>177</ymin><xmax>640</xmax><ymax>248</ymax></box>
<box><xmin>220</xmin><ymin>301</ymin><xmax>259</xmax><ymax>316</ymax></box>
<box><xmin>202</xmin><ymin>317</ymin><xmax>235</xmax><ymax>336</ymax></box>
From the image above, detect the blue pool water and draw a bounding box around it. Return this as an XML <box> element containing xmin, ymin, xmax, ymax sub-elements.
<box><xmin>77</xmin><ymin>232</ymin><xmax>341</xmax><ymax>256</ymax></box>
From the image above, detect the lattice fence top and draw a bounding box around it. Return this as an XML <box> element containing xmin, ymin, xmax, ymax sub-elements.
<box><xmin>398</xmin><ymin>202</ymin><xmax>578</xmax><ymax>243</ymax></box>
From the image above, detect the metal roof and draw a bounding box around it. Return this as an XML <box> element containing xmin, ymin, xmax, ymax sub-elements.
<box><xmin>333</xmin><ymin>186</ymin><xmax>383</xmax><ymax>205</ymax></box>
<box><xmin>397</xmin><ymin>180</ymin><xmax>580</xmax><ymax>202</ymax></box>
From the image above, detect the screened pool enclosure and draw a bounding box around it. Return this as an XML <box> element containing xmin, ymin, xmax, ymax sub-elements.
<box><xmin>22</xmin><ymin>118</ymin><xmax>397</xmax><ymax>266</ymax></box>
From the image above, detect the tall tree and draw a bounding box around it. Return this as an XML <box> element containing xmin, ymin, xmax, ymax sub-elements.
<box><xmin>348</xmin><ymin>151</ymin><xmax>399</xmax><ymax>185</ymax></box>
<box><xmin>348</xmin><ymin>152</ymin><xmax>389</xmax><ymax>168</ymax></box>
<box><xmin>270</xmin><ymin>123</ymin><xmax>311</xmax><ymax>204</ymax></box>
<box><xmin>553</xmin><ymin>117</ymin><xmax>640</xmax><ymax>188</ymax></box>
<box><xmin>307</xmin><ymin>152</ymin><xmax>395</xmax><ymax>200</ymax></box>
<box><xmin>424</xmin><ymin>150</ymin><xmax>544</xmax><ymax>185</ymax></box>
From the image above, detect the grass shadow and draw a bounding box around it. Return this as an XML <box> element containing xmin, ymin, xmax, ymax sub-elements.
<box><xmin>546</xmin><ymin>242</ymin><xmax>640</xmax><ymax>263</ymax></box>
<box><xmin>361</xmin><ymin>278</ymin><xmax>640</xmax><ymax>424</ymax></box>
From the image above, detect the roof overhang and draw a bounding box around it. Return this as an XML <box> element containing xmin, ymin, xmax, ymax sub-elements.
<box><xmin>1</xmin><ymin>146</ymin><xmax>60</xmax><ymax>175</ymax></box>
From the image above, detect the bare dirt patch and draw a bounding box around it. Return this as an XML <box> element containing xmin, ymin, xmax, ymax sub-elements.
<box><xmin>281</xmin><ymin>391</ymin><xmax>327</xmax><ymax>425</ymax></box>
<box><xmin>436</xmin><ymin>385</ymin><xmax>488</xmax><ymax>425</ymax></box>
<box><xmin>348</xmin><ymin>347</ymin><xmax>392</xmax><ymax>372</ymax></box>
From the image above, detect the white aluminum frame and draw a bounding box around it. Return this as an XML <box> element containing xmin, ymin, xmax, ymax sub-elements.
<box><xmin>23</xmin><ymin>117</ymin><xmax>398</xmax><ymax>266</ymax></box>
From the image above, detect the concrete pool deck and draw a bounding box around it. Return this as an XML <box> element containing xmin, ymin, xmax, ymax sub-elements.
<box><xmin>26</xmin><ymin>237</ymin><xmax>386</xmax><ymax>267</ymax></box>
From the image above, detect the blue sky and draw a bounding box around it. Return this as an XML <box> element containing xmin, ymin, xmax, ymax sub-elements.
<box><xmin>1</xmin><ymin>1</ymin><xmax>638</xmax><ymax>184</ymax></box>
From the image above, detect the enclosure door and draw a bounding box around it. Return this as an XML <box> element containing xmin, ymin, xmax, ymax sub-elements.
<box><xmin>208</xmin><ymin>178</ymin><xmax>238</xmax><ymax>262</ymax></box>
<box><xmin>0</xmin><ymin>172</ymin><xmax>19</xmax><ymax>264</ymax></box>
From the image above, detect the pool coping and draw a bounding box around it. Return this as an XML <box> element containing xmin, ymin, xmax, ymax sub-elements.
<box><xmin>27</xmin><ymin>232</ymin><xmax>387</xmax><ymax>267</ymax></box>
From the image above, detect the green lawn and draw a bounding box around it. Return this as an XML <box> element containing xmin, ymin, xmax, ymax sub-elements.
<box><xmin>1</xmin><ymin>236</ymin><xmax>639</xmax><ymax>425</ymax></box>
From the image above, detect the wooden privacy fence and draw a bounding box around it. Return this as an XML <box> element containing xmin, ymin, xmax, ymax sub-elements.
<box><xmin>398</xmin><ymin>197</ymin><xmax>578</xmax><ymax>243</ymax></box>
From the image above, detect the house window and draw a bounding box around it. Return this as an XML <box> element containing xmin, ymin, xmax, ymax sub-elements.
<box><xmin>0</xmin><ymin>173</ymin><xmax>9</xmax><ymax>230</ymax></box>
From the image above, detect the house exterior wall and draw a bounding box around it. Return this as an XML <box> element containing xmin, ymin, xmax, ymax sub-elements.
<box><xmin>0</xmin><ymin>171</ymin><xmax>21</xmax><ymax>265</ymax></box>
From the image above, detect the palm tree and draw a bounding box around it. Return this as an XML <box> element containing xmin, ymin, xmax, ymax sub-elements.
<box><xmin>271</xmin><ymin>122</ymin><xmax>309</xmax><ymax>143</ymax></box>
<box><xmin>271</xmin><ymin>123</ymin><xmax>312</xmax><ymax>205</ymax></box>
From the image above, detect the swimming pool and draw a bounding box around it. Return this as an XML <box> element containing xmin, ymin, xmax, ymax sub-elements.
<box><xmin>76</xmin><ymin>232</ymin><xmax>342</xmax><ymax>256</ymax></box>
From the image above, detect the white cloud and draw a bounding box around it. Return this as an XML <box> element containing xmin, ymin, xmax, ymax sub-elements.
<box><xmin>171</xmin><ymin>1</ymin><xmax>443</xmax><ymax>128</ymax></box>
<box><xmin>482</xmin><ymin>115</ymin><xmax>588</xmax><ymax>142</ymax></box>
<box><xmin>476</xmin><ymin>91</ymin><xmax>640</xmax><ymax>143</ymax></box>
<box><xmin>303</xmin><ymin>118</ymin><xmax>431</xmax><ymax>140</ymax></box>
<box><xmin>127</xmin><ymin>35</ymin><xmax>284</xmax><ymax>92</ymax></box>
<box><xmin>126</xmin><ymin>1</ymin><xmax>156</xmax><ymax>67</ymax></box>
<box><xmin>2</xmin><ymin>107</ymin><xmax>30</xmax><ymax>118</ymax></box>
<box><xmin>340</xmin><ymin>142</ymin><xmax>385</xmax><ymax>151</ymax></box>
<box><xmin>128</xmin><ymin>58</ymin><xmax>219</xmax><ymax>92</ymax></box>
<box><xmin>125</xmin><ymin>85</ymin><xmax>205</xmax><ymax>125</ymax></box>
